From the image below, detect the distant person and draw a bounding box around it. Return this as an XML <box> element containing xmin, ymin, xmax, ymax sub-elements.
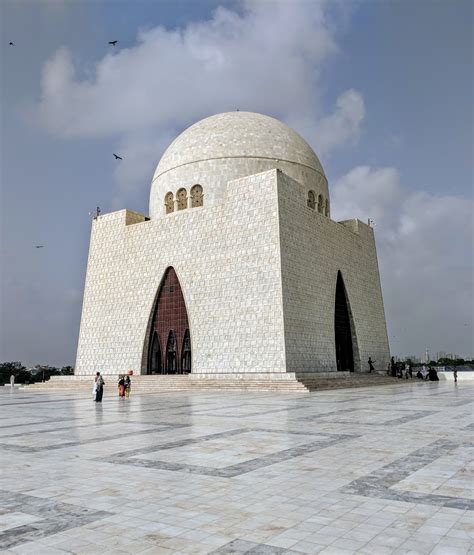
<box><xmin>416</xmin><ymin>370</ymin><xmax>423</xmax><ymax>379</ymax></box>
<box><xmin>453</xmin><ymin>369</ymin><xmax>458</xmax><ymax>383</ymax></box>
<box><xmin>125</xmin><ymin>375</ymin><xmax>131</xmax><ymax>398</ymax></box>
<box><xmin>428</xmin><ymin>367</ymin><xmax>439</xmax><ymax>381</ymax></box>
<box><xmin>118</xmin><ymin>375</ymin><xmax>125</xmax><ymax>398</ymax></box>
<box><xmin>408</xmin><ymin>365</ymin><xmax>412</xmax><ymax>379</ymax></box>
<box><xmin>368</xmin><ymin>357</ymin><xmax>375</xmax><ymax>373</ymax></box>
<box><xmin>10</xmin><ymin>374</ymin><xmax>15</xmax><ymax>389</ymax></box>
<box><xmin>391</xmin><ymin>357</ymin><xmax>397</xmax><ymax>377</ymax></box>
<box><xmin>94</xmin><ymin>372</ymin><xmax>104</xmax><ymax>403</ymax></box>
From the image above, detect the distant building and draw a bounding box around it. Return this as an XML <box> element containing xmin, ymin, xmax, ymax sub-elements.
<box><xmin>421</xmin><ymin>348</ymin><xmax>431</xmax><ymax>364</ymax></box>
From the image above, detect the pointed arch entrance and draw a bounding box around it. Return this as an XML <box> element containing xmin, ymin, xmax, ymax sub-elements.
<box><xmin>334</xmin><ymin>271</ymin><xmax>354</xmax><ymax>372</ymax></box>
<box><xmin>147</xmin><ymin>267</ymin><xmax>191</xmax><ymax>374</ymax></box>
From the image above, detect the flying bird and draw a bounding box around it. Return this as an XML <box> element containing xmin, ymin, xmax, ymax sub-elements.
<box><xmin>113</xmin><ymin>153</ymin><xmax>123</xmax><ymax>160</ymax></box>
<box><xmin>9</xmin><ymin>41</ymin><xmax>14</xmax><ymax>46</ymax></box>
<box><xmin>35</xmin><ymin>245</ymin><xmax>44</xmax><ymax>249</ymax></box>
<box><xmin>108</xmin><ymin>40</ymin><xmax>118</xmax><ymax>46</ymax></box>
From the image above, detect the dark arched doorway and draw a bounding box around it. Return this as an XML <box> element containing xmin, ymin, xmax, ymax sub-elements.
<box><xmin>334</xmin><ymin>271</ymin><xmax>354</xmax><ymax>372</ymax></box>
<box><xmin>147</xmin><ymin>267</ymin><xmax>191</xmax><ymax>374</ymax></box>
<box><xmin>181</xmin><ymin>329</ymin><xmax>191</xmax><ymax>374</ymax></box>
<box><xmin>148</xmin><ymin>332</ymin><xmax>163</xmax><ymax>374</ymax></box>
<box><xmin>166</xmin><ymin>331</ymin><xmax>177</xmax><ymax>373</ymax></box>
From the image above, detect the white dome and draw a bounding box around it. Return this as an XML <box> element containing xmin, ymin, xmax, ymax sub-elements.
<box><xmin>149</xmin><ymin>112</ymin><xmax>328</xmax><ymax>219</ymax></box>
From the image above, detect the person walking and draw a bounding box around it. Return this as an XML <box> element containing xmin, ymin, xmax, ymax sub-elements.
<box><xmin>94</xmin><ymin>372</ymin><xmax>105</xmax><ymax>403</ymax></box>
<box><xmin>10</xmin><ymin>374</ymin><xmax>15</xmax><ymax>389</ymax></box>
<box><xmin>368</xmin><ymin>357</ymin><xmax>375</xmax><ymax>373</ymax></box>
<box><xmin>453</xmin><ymin>368</ymin><xmax>458</xmax><ymax>383</ymax></box>
<box><xmin>125</xmin><ymin>375</ymin><xmax>131</xmax><ymax>398</ymax></box>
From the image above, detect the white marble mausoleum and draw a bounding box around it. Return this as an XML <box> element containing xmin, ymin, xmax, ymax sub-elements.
<box><xmin>75</xmin><ymin>112</ymin><xmax>390</xmax><ymax>377</ymax></box>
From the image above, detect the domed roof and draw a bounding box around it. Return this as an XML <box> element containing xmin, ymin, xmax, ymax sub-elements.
<box><xmin>153</xmin><ymin>112</ymin><xmax>324</xmax><ymax>180</ymax></box>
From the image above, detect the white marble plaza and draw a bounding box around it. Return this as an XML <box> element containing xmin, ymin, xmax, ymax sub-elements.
<box><xmin>0</xmin><ymin>380</ymin><xmax>472</xmax><ymax>554</ymax></box>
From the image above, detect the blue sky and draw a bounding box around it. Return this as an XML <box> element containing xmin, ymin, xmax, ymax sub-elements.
<box><xmin>1</xmin><ymin>0</ymin><xmax>472</xmax><ymax>366</ymax></box>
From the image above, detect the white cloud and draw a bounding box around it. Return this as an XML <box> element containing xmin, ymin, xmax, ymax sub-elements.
<box><xmin>332</xmin><ymin>166</ymin><xmax>474</xmax><ymax>358</ymax></box>
<box><xmin>35</xmin><ymin>1</ymin><xmax>362</xmax><ymax>171</ymax></box>
<box><xmin>313</xmin><ymin>89</ymin><xmax>365</xmax><ymax>155</ymax></box>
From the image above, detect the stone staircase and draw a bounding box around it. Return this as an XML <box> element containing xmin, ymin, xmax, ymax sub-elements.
<box><xmin>23</xmin><ymin>372</ymin><xmax>398</xmax><ymax>394</ymax></box>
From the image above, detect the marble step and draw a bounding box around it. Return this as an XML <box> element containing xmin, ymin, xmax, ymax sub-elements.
<box><xmin>23</xmin><ymin>374</ymin><xmax>400</xmax><ymax>393</ymax></box>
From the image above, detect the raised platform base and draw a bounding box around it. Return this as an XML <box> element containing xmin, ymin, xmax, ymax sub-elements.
<box><xmin>23</xmin><ymin>372</ymin><xmax>398</xmax><ymax>393</ymax></box>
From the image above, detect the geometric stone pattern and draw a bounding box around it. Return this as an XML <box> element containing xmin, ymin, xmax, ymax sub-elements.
<box><xmin>0</xmin><ymin>491</ymin><xmax>111</xmax><ymax>551</ymax></box>
<box><xmin>96</xmin><ymin>428</ymin><xmax>357</xmax><ymax>478</ymax></box>
<box><xmin>1</xmin><ymin>381</ymin><xmax>473</xmax><ymax>553</ymax></box>
<box><xmin>341</xmin><ymin>439</ymin><xmax>474</xmax><ymax>511</ymax></box>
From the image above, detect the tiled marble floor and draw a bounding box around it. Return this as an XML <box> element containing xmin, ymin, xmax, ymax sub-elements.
<box><xmin>0</xmin><ymin>381</ymin><xmax>472</xmax><ymax>554</ymax></box>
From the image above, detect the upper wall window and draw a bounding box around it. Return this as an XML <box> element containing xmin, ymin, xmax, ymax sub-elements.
<box><xmin>191</xmin><ymin>184</ymin><xmax>204</xmax><ymax>208</ymax></box>
<box><xmin>177</xmin><ymin>188</ymin><xmax>188</xmax><ymax>211</ymax></box>
<box><xmin>325</xmin><ymin>199</ymin><xmax>330</xmax><ymax>217</ymax></box>
<box><xmin>165</xmin><ymin>192</ymin><xmax>174</xmax><ymax>214</ymax></box>
<box><xmin>318</xmin><ymin>194</ymin><xmax>324</xmax><ymax>214</ymax></box>
<box><xmin>307</xmin><ymin>190</ymin><xmax>316</xmax><ymax>210</ymax></box>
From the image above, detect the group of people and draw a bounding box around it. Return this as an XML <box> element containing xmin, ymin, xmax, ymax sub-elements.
<box><xmin>368</xmin><ymin>356</ymin><xmax>413</xmax><ymax>379</ymax></box>
<box><xmin>92</xmin><ymin>371</ymin><xmax>133</xmax><ymax>402</ymax></box>
<box><xmin>386</xmin><ymin>356</ymin><xmax>443</xmax><ymax>382</ymax></box>
<box><xmin>388</xmin><ymin>357</ymin><xmax>413</xmax><ymax>379</ymax></box>
<box><xmin>118</xmin><ymin>375</ymin><xmax>132</xmax><ymax>398</ymax></box>
<box><xmin>415</xmin><ymin>366</ymin><xmax>440</xmax><ymax>381</ymax></box>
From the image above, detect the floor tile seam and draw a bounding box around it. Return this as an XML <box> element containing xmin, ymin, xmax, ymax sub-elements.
<box><xmin>93</xmin><ymin>432</ymin><xmax>360</xmax><ymax>478</ymax></box>
<box><xmin>95</xmin><ymin>428</ymin><xmax>356</xmax><ymax>460</ymax></box>
<box><xmin>93</xmin><ymin>428</ymin><xmax>253</xmax><ymax>461</ymax></box>
<box><xmin>0</xmin><ymin>421</ymin><xmax>179</xmax><ymax>439</ymax></box>
<box><xmin>0</xmin><ymin>424</ymin><xmax>195</xmax><ymax>453</ymax></box>
<box><xmin>339</xmin><ymin>439</ymin><xmax>474</xmax><ymax>511</ymax></box>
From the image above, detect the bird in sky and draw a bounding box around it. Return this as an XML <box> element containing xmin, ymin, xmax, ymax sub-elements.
<box><xmin>113</xmin><ymin>153</ymin><xmax>123</xmax><ymax>160</ymax></box>
<box><xmin>9</xmin><ymin>41</ymin><xmax>14</xmax><ymax>46</ymax></box>
<box><xmin>35</xmin><ymin>245</ymin><xmax>44</xmax><ymax>249</ymax></box>
<box><xmin>108</xmin><ymin>40</ymin><xmax>118</xmax><ymax>46</ymax></box>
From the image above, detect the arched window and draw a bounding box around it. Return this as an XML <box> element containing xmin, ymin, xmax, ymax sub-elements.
<box><xmin>191</xmin><ymin>184</ymin><xmax>203</xmax><ymax>208</ymax></box>
<box><xmin>325</xmin><ymin>199</ymin><xmax>330</xmax><ymax>217</ymax></box>
<box><xmin>307</xmin><ymin>190</ymin><xmax>316</xmax><ymax>210</ymax></box>
<box><xmin>177</xmin><ymin>188</ymin><xmax>188</xmax><ymax>211</ymax></box>
<box><xmin>181</xmin><ymin>329</ymin><xmax>191</xmax><ymax>373</ymax></box>
<box><xmin>165</xmin><ymin>192</ymin><xmax>174</xmax><ymax>214</ymax></box>
<box><xmin>166</xmin><ymin>331</ymin><xmax>177</xmax><ymax>373</ymax></box>
<box><xmin>318</xmin><ymin>194</ymin><xmax>324</xmax><ymax>214</ymax></box>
